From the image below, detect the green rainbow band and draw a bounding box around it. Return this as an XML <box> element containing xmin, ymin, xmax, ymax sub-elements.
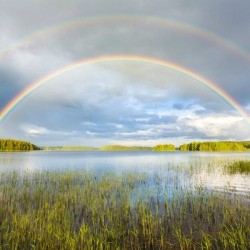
<box><xmin>0</xmin><ymin>55</ymin><xmax>248</xmax><ymax>124</ymax></box>
<box><xmin>0</xmin><ymin>15</ymin><xmax>249</xmax><ymax>62</ymax></box>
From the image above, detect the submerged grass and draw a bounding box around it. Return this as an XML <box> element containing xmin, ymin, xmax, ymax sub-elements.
<box><xmin>0</xmin><ymin>170</ymin><xmax>249</xmax><ymax>249</ymax></box>
<box><xmin>225</xmin><ymin>161</ymin><xmax>250</xmax><ymax>174</ymax></box>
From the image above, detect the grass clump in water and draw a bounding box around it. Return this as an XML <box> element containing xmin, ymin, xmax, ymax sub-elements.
<box><xmin>0</xmin><ymin>171</ymin><xmax>249</xmax><ymax>249</ymax></box>
<box><xmin>226</xmin><ymin>161</ymin><xmax>250</xmax><ymax>174</ymax></box>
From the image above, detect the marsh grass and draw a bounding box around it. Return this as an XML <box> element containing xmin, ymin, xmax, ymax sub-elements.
<box><xmin>225</xmin><ymin>161</ymin><xmax>250</xmax><ymax>174</ymax></box>
<box><xmin>0</xmin><ymin>171</ymin><xmax>249</xmax><ymax>249</ymax></box>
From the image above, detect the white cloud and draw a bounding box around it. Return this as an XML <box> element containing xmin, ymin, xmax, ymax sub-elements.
<box><xmin>21</xmin><ymin>124</ymin><xmax>78</xmax><ymax>137</ymax></box>
<box><xmin>186</xmin><ymin>115</ymin><xmax>250</xmax><ymax>139</ymax></box>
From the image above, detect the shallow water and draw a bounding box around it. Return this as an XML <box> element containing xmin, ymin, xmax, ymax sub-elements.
<box><xmin>0</xmin><ymin>151</ymin><xmax>249</xmax><ymax>195</ymax></box>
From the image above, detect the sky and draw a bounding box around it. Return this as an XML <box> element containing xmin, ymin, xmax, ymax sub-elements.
<box><xmin>0</xmin><ymin>0</ymin><xmax>249</xmax><ymax>146</ymax></box>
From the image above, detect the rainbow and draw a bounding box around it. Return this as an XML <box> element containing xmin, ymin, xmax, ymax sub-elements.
<box><xmin>0</xmin><ymin>55</ymin><xmax>248</xmax><ymax>124</ymax></box>
<box><xmin>0</xmin><ymin>15</ymin><xmax>249</xmax><ymax>62</ymax></box>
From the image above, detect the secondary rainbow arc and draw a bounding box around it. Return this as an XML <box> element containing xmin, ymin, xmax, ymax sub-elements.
<box><xmin>0</xmin><ymin>15</ymin><xmax>249</xmax><ymax>62</ymax></box>
<box><xmin>0</xmin><ymin>55</ymin><xmax>248</xmax><ymax>124</ymax></box>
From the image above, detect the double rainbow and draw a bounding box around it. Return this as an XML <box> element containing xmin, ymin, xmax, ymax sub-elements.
<box><xmin>0</xmin><ymin>55</ymin><xmax>248</xmax><ymax>124</ymax></box>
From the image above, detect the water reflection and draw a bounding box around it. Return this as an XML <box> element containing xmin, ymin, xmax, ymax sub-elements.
<box><xmin>0</xmin><ymin>151</ymin><xmax>249</xmax><ymax>195</ymax></box>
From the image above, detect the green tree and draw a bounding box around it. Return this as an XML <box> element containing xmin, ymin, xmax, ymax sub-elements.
<box><xmin>0</xmin><ymin>139</ymin><xmax>40</xmax><ymax>152</ymax></box>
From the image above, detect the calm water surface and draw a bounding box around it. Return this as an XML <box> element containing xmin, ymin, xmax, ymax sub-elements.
<box><xmin>0</xmin><ymin>151</ymin><xmax>249</xmax><ymax>195</ymax></box>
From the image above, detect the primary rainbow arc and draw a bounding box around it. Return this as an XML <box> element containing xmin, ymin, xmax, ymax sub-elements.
<box><xmin>0</xmin><ymin>55</ymin><xmax>248</xmax><ymax>124</ymax></box>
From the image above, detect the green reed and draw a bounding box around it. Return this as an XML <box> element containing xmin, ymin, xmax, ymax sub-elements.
<box><xmin>225</xmin><ymin>161</ymin><xmax>250</xmax><ymax>174</ymax></box>
<box><xmin>0</xmin><ymin>170</ymin><xmax>249</xmax><ymax>249</ymax></box>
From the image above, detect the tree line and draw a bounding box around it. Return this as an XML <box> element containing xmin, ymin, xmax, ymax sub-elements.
<box><xmin>1</xmin><ymin>139</ymin><xmax>249</xmax><ymax>152</ymax></box>
<box><xmin>43</xmin><ymin>146</ymin><xmax>96</xmax><ymax>151</ymax></box>
<box><xmin>152</xmin><ymin>144</ymin><xmax>176</xmax><ymax>151</ymax></box>
<box><xmin>178</xmin><ymin>141</ymin><xmax>249</xmax><ymax>151</ymax></box>
<box><xmin>101</xmin><ymin>142</ymin><xmax>250</xmax><ymax>152</ymax></box>
<box><xmin>100</xmin><ymin>145</ymin><xmax>152</xmax><ymax>151</ymax></box>
<box><xmin>0</xmin><ymin>139</ymin><xmax>40</xmax><ymax>152</ymax></box>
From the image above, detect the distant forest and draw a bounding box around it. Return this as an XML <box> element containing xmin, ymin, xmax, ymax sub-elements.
<box><xmin>43</xmin><ymin>146</ymin><xmax>97</xmax><ymax>151</ymax></box>
<box><xmin>152</xmin><ymin>144</ymin><xmax>176</xmax><ymax>151</ymax></box>
<box><xmin>100</xmin><ymin>145</ymin><xmax>152</xmax><ymax>151</ymax></box>
<box><xmin>1</xmin><ymin>139</ymin><xmax>249</xmax><ymax>152</ymax></box>
<box><xmin>179</xmin><ymin>141</ymin><xmax>250</xmax><ymax>151</ymax></box>
<box><xmin>0</xmin><ymin>139</ymin><xmax>40</xmax><ymax>152</ymax></box>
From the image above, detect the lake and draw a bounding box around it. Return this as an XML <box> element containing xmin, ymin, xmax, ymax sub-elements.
<box><xmin>0</xmin><ymin>151</ymin><xmax>250</xmax><ymax>196</ymax></box>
